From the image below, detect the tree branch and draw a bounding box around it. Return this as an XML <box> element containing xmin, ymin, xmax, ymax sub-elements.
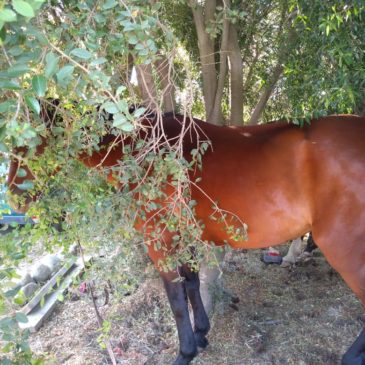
<box><xmin>135</xmin><ymin>63</ymin><xmax>158</xmax><ymax>111</ymax></box>
<box><xmin>154</xmin><ymin>55</ymin><xmax>176</xmax><ymax>113</ymax></box>
<box><xmin>227</xmin><ymin>23</ymin><xmax>243</xmax><ymax>126</ymax></box>
<box><xmin>189</xmin><ymin>0</ymin><xmax>218</xmax><ymax>121</ymax></box>
<box><xmin>208</xmin><ymin>0</ymin><xmax>231</xmax><ymax>124</ymax></box>
<box><xmin>248</xmin><ymin>14</ymin><xmax>298</xmax><ymax>125</ymax></box>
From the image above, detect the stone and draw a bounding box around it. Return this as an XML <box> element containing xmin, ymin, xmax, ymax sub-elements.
<box><xmin>41</xmin><ymin>254</ymin><xmax>62</xmax><ymax>274</ymax></box>
<box><xmin>22</xmin><ymin>282</ymin><xmax>39</xmax><ymax>299</ymax></box>
<box><xmin>68</xmin><ymin>243</ymin><xmax>79</xmax><ymax>256</ymax></box>
<box><xmin>13</xmin><ymin>271</ymin><xmax>34</xmax><ymax>289</ymax></box>
<box><xmin>30</xmin><ymin>264</ymin><xmax>52</xmax><ymax>283</ymax></box>
<box><xmin>18</xmin><ymin>272</ymin><xmax>34</xmax><ymax>287</ymax></box>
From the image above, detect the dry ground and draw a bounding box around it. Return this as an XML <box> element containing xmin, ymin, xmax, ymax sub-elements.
<box><xmin>29</xmin><ymin>245</ymin><xmax>364</xmax><ymax>365</ymax></box>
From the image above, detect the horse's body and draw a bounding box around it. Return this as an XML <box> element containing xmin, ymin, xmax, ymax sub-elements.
<box><xmin>7</xmin><ymin>113</ymin><xmax>365</xmax><ymax>365</ymax></box>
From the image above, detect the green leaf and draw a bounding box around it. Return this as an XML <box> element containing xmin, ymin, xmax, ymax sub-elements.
<box><xmin>0</xmin><ymin>125</ymin><xmax>7</xmax><ymax>140</ymax></box>
<box><xmin>70</xmin><ymin>48</ymin><xmax>92</xmax><ymax>60</ymax></box>
<box><xmin>0</xmin><ymin>100</ymin><xmax>16</xmax><ymax>113</ymax></box>
<box><xmin>134</xmin><ymin>107</ymin><xmax>146</xmax><ymax>118</ymax></box>
<box><xmin>0</xmin><ymin>8</ymin><xmax>17</xmax><ymax>22</ymax></box>
<box><xmin>30</xmin><ymin>0</ymin><xmax>44</xmax><ymax>11</ymax></box>
<box><xmin>27</xmin><ymin>24</ymin><xmax>47</xmax><ymax>45</ymax></box>
<box><xmin>103</xmin><ymin>0</ymin><xmax>117</xmax><ymax>10</ymax></box>
<box><xmin>12</xmin><ymin>0</ymin><xmax>35</xmax><ymax>17</ymax></box>
<box><xmin>56</xmin><ymin>65</ymin><xmax>74</xmax><ymax>87</ymax></box>
<box><xmin>112</xmin><ymin>113</ymin><xmax>127</xmax><ymax>127</ymax></box>
<box><xmin>0</xmin><ymin>142</ymin><xmax>8</xmax><ymax>152</ymax></box>
<box><xmin>45</xmin><ymin>51</ymin><xmax>59</xmax><ymax>78</ymax></box>
<box><xmin>25</xmin><ymin>95</ymin><xmax>40</xmax><ymax>115</ymax></box>
<box><xmin>0</xmin><ymin>80</ymin><xmax>21</xmax><ymax>90</ymax></box>
<box><xmin>32</xmin><ymin>75</ymin><xmax>47</xmax><ymax>97</ymax></box>
<box><xmin>116</xmin><ymin>85</ymin><xmax>126</xmax><ymax>96</ymax></box>
<box><xmin>0</xmin><ymin>26</ymin><xmax>6</xmax><ymax>40</ymax></box>
<box><xmin>7</xmin><ymin>63</ymin><xmax>30</xmax><ymax>77</ymax></box>
<box><xmin>13</xmin><ymin>294</ymin><xmax>27</xmax><ymax>306</ymax></box>
<box><xmin>102</xmin><ymin>101</ymin><xmax>118</xmax><ymax>114</ymax></box>
<box><xmin>4</xmin><ymin>288</ymin><xmax>18</xmax><ymax>298</ymax></box>
<box><xmin>8</xmin><ymin>46</ymin><xmax>23</xmax><ymax>56</ymax></box>
<box><xmin>113</xmin><ymin>114</ymin><xmax>134</xmax><ymax>132</ymax></box>
<box><xmin>90</xmin><ymin>57</ymin><xmax>107</xmax><ymax>66</ymax></box>
<box><xmin>15</xmin><ymin>312</ymin><xmax>28</xmax><ymax>323</ymax></box>
<box><xmin>117</xmin><ymin>100</ymin><xmax>128</xmax><ymax>113</ymax></box>
<box><xmin>128</xmin><ymin>35</ymin><xmax>138</xmax><ymax>45</ymax></box>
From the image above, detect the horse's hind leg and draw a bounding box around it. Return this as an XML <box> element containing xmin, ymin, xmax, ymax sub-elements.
<box><xmin>181</xmin><ymin>264</ymin><xmax>210</xmax><ymax>348</ymax></box>
<box><xmin>160</xmin><ymin>271</ymin><xmax>197</xmax><ymax>365</ymax></box>
<box><xmin>342</xmin><ymin>330</ymin><xmax>365</xmax><ymax>365</ymax></box>
<box><xmin>313</xmin><ymin>232</ymin><xmax>365</xmax><ymax>365</ymax></box>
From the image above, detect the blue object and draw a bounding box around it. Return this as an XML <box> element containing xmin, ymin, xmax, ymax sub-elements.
<box><xmin>0</xmin><ymin>186</ymin><xmax>36</xmax><ymax>227</ymax></box>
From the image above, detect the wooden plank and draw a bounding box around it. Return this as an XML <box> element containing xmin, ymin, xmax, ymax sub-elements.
<box><xmin>18</xmin><ymin>256</ymin><xmax>90</xmax><ymax>332</ymax></box>
<box><xmin>20</xmin><ymin>258</ymin><xmax>76</xmax><ymax>315</ymax></box>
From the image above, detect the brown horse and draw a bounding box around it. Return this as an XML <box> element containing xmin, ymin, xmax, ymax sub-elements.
<box><xmin>7</xmin><ymin>111</ymin><xmax>365</xmax><ymax>365</ymax></box>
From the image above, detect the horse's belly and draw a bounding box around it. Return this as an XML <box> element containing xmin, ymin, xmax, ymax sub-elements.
<box><xmin>197</xmin><ymin>199</ymin><xmax>311</xmax><ymax>249</ymax></box>
<box><xmin>200</xmin><ymin>216</ymin><xmax>310</xmax><ymax>249</ymax></box>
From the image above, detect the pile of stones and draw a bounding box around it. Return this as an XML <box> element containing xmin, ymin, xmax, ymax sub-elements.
<box><xmin>13</xmin><ymin>253</ymin><xmax>63</xmax><ymax>303</ymax></box>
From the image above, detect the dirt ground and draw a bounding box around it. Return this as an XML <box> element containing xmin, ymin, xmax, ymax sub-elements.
<box><xmin>29</xmin><ymin>245</ymin><xmax>365</xmax><ymax>365</ymax></box>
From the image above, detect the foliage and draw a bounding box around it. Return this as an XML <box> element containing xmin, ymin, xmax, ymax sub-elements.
<box><xmin>163</xmin><ymin>0</ymin><xmax>365</xmax><ymax>123</ymax></box>
<box><xmin>0</xmin><ymin>1</ymin><xmax>204</xmax><ymax>362</ymax></box>
<box><xmin>278</xmin><ymin>1</ymin><xmax>365</xmax><ymax>122</ymax></box>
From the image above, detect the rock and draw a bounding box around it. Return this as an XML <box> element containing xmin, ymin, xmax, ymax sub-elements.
<box><xmin>13</xmin><ymin>271</ymin><xmax>34</xmax><ymax>289</ymax></box>
<box><xmin>22</xmin><ymin>282</ymin><xmax>39</xmax><ymax>299</ymax></box>
<box><xmin>19</xmin><ymin>272</ymin><xmax>34</xmax><ymax>286</ymax></box>
<box><xmin>41</xmin><ymin>254</ymin><xmax>62</xmax><ymax>273</ymax></box>
<box><xmin>30</xmin><ymin>264</ymin><xmax>52</xmax><ymax>283</ymax></box>
<box><xmin>68</xmin><ymin>243</ymin><xmax>79</xmax><ymax>256</ymax></box>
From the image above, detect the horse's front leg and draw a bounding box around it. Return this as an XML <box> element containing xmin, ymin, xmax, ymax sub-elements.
<box><xmin>181</xmin><ymin>264</ymin><xmax>210</xmax><ymax>348</ymax></box>
<box><xmin>161</xmin><ymin>271</ymin><xmax>197</xmax><ymax>365</ymax></box>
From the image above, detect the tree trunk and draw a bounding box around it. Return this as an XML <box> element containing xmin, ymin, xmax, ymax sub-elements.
<box><xmin>248</xmin><ymin>22</ymin><xmax>297</xmax><ymax>125</ymax></box>
<box><xmin>227</xmin><ymin>24</ymin><xmax>243</xmax><ymax>126</ymax></box>
<box><xmin>155</xmin><ymin>56</ymin><xmax>176</xmax><ymax>113</ymax></box>
<box><xmin>248</xmin><ymin>64</ymin><xmax>283</xmax><ymax>125</ymax></box>
<box><xmin>190</xmin><ymin>0</ymin><xmax>219</xmax><ymax>123</ymax></box>
<box><xmin>208</xmin><ymin>1</ymin><xmax>230</xmax><ymax>124</ymax></box>
<box><xmin>135</xmin><ymin>63</ymin><xmax>158</xmax><ymax>111</ymax></box>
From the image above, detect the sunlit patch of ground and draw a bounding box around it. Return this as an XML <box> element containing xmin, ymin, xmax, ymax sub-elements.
<box><xmin>29</xmin><ymin>245</ymin><xmax>364</xmax><ymax>365</ymax></box>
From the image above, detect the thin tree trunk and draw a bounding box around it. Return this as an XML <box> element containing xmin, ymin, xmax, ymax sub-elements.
<box><xmin>135</xmin><ymin>63</ymin><xmax>158</xmax><ymax>111</ymax></box>
<box><xmin>208</xmin><ymin>1</ymin><xmax>230</xmax><ymax>124</ymax></box>
<box><xmin>190</xmin><ymin>0</ymin><xmax>218</xmax><ymax>122</ymax></box>
<box><xmin>228</xmin><ymin>24</ymin><xmax>243</xmax><ymax>126</ymax></box>
<box><xmin>248</xmin><ymin>63</ymin><xmax>283</xmax><ymax>125</ymax></box>
<box><xmin>248</xmin><ymin>23</ymin><xmax>297</xmax><ymax>125</ymax></box>
<box><xmin>155</xmin><ymin>56</ymin><xmax>176</xmax><ymax>113</ymax></box>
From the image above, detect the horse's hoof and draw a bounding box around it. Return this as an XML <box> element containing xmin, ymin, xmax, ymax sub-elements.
<box><xmin>196</xmin><ymin>335</ymin><xmax>209</xmax><ymax>349</ymax></box>
<box><xmin>172</xmin><ymin>355</ymin><xmax>194</xmax><ymax>365</ymax></box>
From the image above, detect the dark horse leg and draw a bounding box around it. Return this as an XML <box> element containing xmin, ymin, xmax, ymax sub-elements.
<box><xmin>161</xmin><ymin>271</ymin><xmax>197</xmax><ymax>365</ymax></box>
<box><xmin>342</xmin><ymin>329</ymin><xmax>365</xmax><ymax>365</ymax></box>
<box><xmin>181</xmin><ymin>264</ymin><xmax>210</xmax><ymax>348</ymax></box>
<box><xmin>161</xmin><ymin>267</ymin><xmax>210</xmax><ymax>365</ymax></box>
